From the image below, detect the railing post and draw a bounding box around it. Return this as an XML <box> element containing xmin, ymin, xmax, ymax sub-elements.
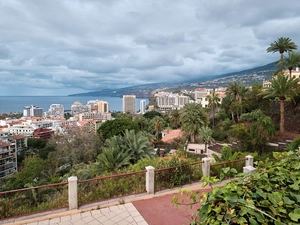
<box><xmin>202</xmin><ymin>157</ymin><xmax>210</xmax><ymax>177</ymax></box>
<box><xmin>145</xmin><ymin>166</ymin><xmax>155</xmax><ymax>194</ymax></box>
<box><xmin>243</xmin><ymin>155</ymin><xmax>256</xmax><ymax>173</ymax></box>
<box><xmin>68</xmin><ymin>176</ymin><xmax>78</xmax><ymax>210</ymax></box>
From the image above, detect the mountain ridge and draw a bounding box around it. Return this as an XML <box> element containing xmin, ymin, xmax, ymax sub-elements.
<box><xmin>68</xmin><ymin>62</ymin><xmax>278</xmax><ymax>98</ymax></box>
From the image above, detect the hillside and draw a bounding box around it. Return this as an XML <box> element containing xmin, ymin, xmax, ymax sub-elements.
<box><xmin>68</xmin><ymin>62</ymin><xmax>278</xmax><ymax>98</ymax></box>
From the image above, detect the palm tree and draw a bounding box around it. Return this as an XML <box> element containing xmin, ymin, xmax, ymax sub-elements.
<box><xmin>226</xmin><ymin>81</ymin><xmax>240</xmax><ymax>101</ymax></box>
<box><xmin>267</xmin><ymin>37</ymin><xmax>298</xmax><ymax>72</ymax></box>
<box><xmin>262</xmin><ymin>73</ymin><xmax>300</xmax><ymax>133</ymax></box>
<box><xmin>179</xmin><ymin>103</ymin><xmax>209</xmax><ymax>142</ymax></box>
<box><xmin>198</xmin><ymin>126</ymin><xmax>213</xmax><ymax>153</ymax></box>
<box><xmin>151</xmin><ymin>116</ymin><xmax>165</xmax><ymax>141</ymax></box>
<box><xmin>122</xmin><ymin>129</ymin><xmax>156</xmax><ymax>164</ymax></box>
<box><xmin>282</xmin><ymin>51</ymin><xmax>300</xmax><ymax>79</ymax></box>
<box><xmin>240</xmin><ymin>110</ymin><xmax>276</xmax><ymax>152</ymax></box>
<box><xmin>171</xmin><ymin>110</ymin><xmax>180</xmax><ymax>128</ymax></box>
<box><xmin>207</xmin><ymin>91</ymin><xmax>220</xmax><ymax>127</ymax></box>
<box><xmin>95</xmin><ymin>148</ymin><xmax>131</xmax><ymax>174</ymax></box>
<box><xmin>226</xmin><ymin>82</ymin><xmax>248</xmax><ymax>121</ymax></box>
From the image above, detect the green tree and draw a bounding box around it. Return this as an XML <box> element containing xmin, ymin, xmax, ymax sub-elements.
<box><xmin>143</xmin><ymin>110</ymin><xmax>162</xmax><ymax>120</ymax></box>
<box><xmin>98</xmin><ymin>116</ymin><xmax>139</xmax><ymax>140</ymax></box>
<box><xmin>122</xmin><ymin>129</ymin><xmax>156</xmax><ymax>164</ymax></box>
<box><xmin>207</xmin><ymin>91</ymin><xmax>220</xmax><ymax>127</ymax></box>
<box><xmin>262</xmin><ymin>73</ymin><xmax>300</xmax><ymax>133</ymax></box>
<box><xmin>240</xmin><ymin>110</ymin><xmax>276</xmax><ymax>152</ymax></box>
<box><xmin>151</xmin><ymin>116</ymin><xmax>165</xmax><ymax>141</ymax></box>
<box><xmin>170</xmin><ymin>110</ymin><xmax>180</xmax><ymax>129</ymax></box>
<box><xmin>267</xmin><ymin>37</ymin><xmax>298</xmax><ymax>72</ymax></box>
<box><xmin>179</xmin><ymin>103</ymin><xmax>209</xmax><ymax>143</ymax></box>
<box><xmin>282</xmin><ymin>51</ymin><xmax>300</xmax><ymax>78</ymax></box>
<box><xmin>94</xmin><ymin>147</ymin><xmax>131</xmax><ymax>174</ymax></box>
<box><xmin>198</xmin><ymin>126</ymin><xmax>213</xmax><ymax>153</ymax></box>
<box><xmin>47</xmin><ymin>126</ymin><xmax>102</xmax><ymax>165</ymax></box>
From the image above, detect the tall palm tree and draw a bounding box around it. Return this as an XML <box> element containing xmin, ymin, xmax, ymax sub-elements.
<box><xmin>226</xmin><ymin>81</ymin><xmax>240</xmax><ymax>102</ymax></box>
<box><xmin>171</xmin><ymin>110</ymin><xmax>180</xmax><ymax>129</ymax></box>
<box><xmin>282</xmin><ymin>51</ymin><xmax>300</xmax><ymax>79</ymax></box>
<box><xmin>267</xmin><ymin>37</ymin><xmax>298</xmax><ymax>72</ymax></box>
<box><xmin>226</xmin><ymin>82</ymin><xmax>248</xmax><ymax>121</ymax></box>
<box><xmin>198</xmin><ymin>126</ymin><xmax>213</xmax><ymax>153</ymax></box>
<box><xmin>151</xmin><ymin>116</ymin><xmax>165</xmax><ymax>141</ymax></box>
<box><xmin>207</xmin><ymin>91</ymin><xmax>220</xmax><ymax>127</ymax></box>
<box><xmin>179</xmin><ymin>103</ymin><xmax>209</xmax><ymax>142</ymax></box>
<box><xmin>262</xmin><ymin>73</ymin><xmax>300</xmax><ymax>133</ymax></box>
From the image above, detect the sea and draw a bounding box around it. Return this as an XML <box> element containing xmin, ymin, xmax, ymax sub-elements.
<box><xmin>0</xmin><ymin>96</ymin><xmax>149</xmax><ymax>114</ymax></box>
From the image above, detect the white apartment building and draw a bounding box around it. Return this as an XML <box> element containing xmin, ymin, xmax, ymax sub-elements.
<box><xmin>122</xmin><ymin>95</ymin><xmax>136</xmax><ymax>114</ymax></box>
<box><xmin>71</xmin><ymin>101</ymin><xmax>91</xmax><ymax>116</ymax></box>
<box><xmin>78</xmin><ymin>112</ymin><xmax>112</xmax><ymax>121</ymax></box>
<box><xmin>23</xmin><ymin>105</ymin><xmax>43</xmax><ymax>117</ymax></box>
<box><xmin>156</xmin><ymin>93</ymin><xmax>189</xmax><ymax>110</ymax></box>
<box><xmin>140</xmin><ymin>100</ymin><xmax>146</xmax><ymax>114</ymax></box>
<box><xmin>9</xmin><ymin>120</ymin><xmax>54</xmax><ymax>137</ymax></box>
<box><xmin>48</xmin><ymin>104</ymin><xmax>64</xmax><ymax>119</ymax></box>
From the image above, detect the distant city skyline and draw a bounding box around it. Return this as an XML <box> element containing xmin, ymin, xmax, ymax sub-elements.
<box><xmin>1</xmin><ymin>0</ymin><xmax>300</xmax><ymax>96</ymax></box>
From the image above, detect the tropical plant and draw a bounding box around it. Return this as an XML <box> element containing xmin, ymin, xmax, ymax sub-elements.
<box><xmin>151</xmin><ymin>116</ymin><xmax>165</xmax><ymax>141</ymax></box>
<box><xmin>262</xmin><ymin>72</ymin><xmax>300</xmax><ymax>133</ymax></box>
<box><xmin>174</xmin><ymin>150</ymin><xmax>300</xmax><ymax>224</ymax></box>
<box><xmin>267</xmin><ymin>37</ymin><xmax>298</xmax><ymax>72</ymax></box>
<box><xmin>94</xmin><ymin>147</ymin><xmax>131</xmax><ymax>174</ymax></box>
<box><xmin>281</xmin><ymin>51</ymin><xmax>300</xmax><ymax>78</ymax></box>
<box><xmin>240</xmin><ymin>110</ymin><xmax>276</xmax><ymax>152</ymax></box>
<box><xmin>198</xmin><ymin>126</ymin><xmax>213</xmax><ymax>153</ymax></box>
<box><xmin>207</xmin><ymin>91</ymin><xmax>220</xmax><ymax>127</ymax></box>
<box><xmin>122</xmin><ymin>129</ymin><xmax>156</xmax><ymax>163</ymax></box>
<box><xmin>170</xmin><ymin>110</ymin><xmax>180</xmax><ymax>128</ymax></box>
<box><xmin>179</xmin><ymin>103</ymin><xmax>209</xmax><ymax>142</ymax></box>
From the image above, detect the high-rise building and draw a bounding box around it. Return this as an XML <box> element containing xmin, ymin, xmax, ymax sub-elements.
<box><xmin>48</xmin><ymin>104</ymin><xmax>64</xmax><ymax>119</ymax></box>
<box><xmin>23</xmin><ymin>105</ymin><xmax>43</xmax><ymax>117</ymax></box>
<box><xmin>96</xmin><ymin>100</ymin><xmax>109</xmax><ymax>113</ymax></box>
<box><xmin>71</xmin><ymin>101</ymin><xmax>91</xmax><ymax>116</ymax></box>
<box><xmin>122</xmin><ymin>95</ymin><xmax>136</xmax><ymax>114</ymax></box>
<box><xmin>140</xmin><ymin>100</ymin><xmax>146</xmax><ymax>114</ymax></box>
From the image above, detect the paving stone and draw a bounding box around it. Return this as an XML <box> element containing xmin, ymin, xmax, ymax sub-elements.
<box><xmin>38</xmin><ymin>220</ymin><xmax>50</xmax><ymax>225</ymax></box>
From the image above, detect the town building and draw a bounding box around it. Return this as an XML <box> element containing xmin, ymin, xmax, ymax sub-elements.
<box><xmin>23</xmin><ymin>105</ymin><xmax>43</xmax><ymax>117</ymax></box>
<box><xmin>48</xmin><ymin>104</ymin><xmax>64</xmax><ymax>119</ymax></box>
<box><xmin>71</xmin><ymin>101</ymin><xmax>91</xmax><ymax>116</ymax></box>
<box><xmin>0</xmin><ymin>131</ymin><xmax>27</xmax><ymax>180</ymax></box>
<box><xmin>122</xmin><ymin>95</ymin><xmax>136</xmax><ymax>114</ymax></box>
<box><xmin>140</xmin><ymin>100</ymin><xmax>146</xmax><ymax>114</ymax></box>
<box><xmin>77</xmin><ymin>112</ymin><xmax>112</xmax><ymax>121</ymax></box>
<box><xmin>32</xmin><ymin>128</ymin><xmax>54</xmax><ymax>139</ymax></box>
<box><xmin>156</xmin><ymin>93</ymin><xmax>189</xmax><ymax>111</ymax></box>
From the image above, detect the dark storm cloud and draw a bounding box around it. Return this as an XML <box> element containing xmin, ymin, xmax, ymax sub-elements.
<box><xmin>0</xmin><ymin>0</ymin><xmax>300</xmax><ymax>95</ymax></box>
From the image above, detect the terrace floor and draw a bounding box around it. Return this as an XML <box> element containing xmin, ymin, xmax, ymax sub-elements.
<box><xmin>1</xmin><ymin>182</ymin><xmax>216</xmax><ymax>225</ymax></box>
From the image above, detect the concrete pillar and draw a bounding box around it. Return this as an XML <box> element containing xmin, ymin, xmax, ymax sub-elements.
<box><xmin>145</xmin><ymin>166</ymin><xmax>155</xmax><ymax>194</ymax></box>
<box><xmin>244</xmin><ymin>155</ymin><xmax>256</xmax><ymax>173</ymax></box>
<box><xmin>68</xmin><ymin>176</ymin><xmax>78</xmax><ymax>210</ymax></box>
<box><xmin>245</xmin><ymin>155</ymin><xmax>254</xmax><ymax>167</ymax></box>
<box><xmin>202</xmin><ymin>157</ymin><xmax>210</xmax><ymax>177</ymax></box>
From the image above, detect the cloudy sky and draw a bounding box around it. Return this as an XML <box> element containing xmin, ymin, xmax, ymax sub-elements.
<box><xmin>1</xmin><ymin>0</ymin><xmax>300</xmax><ymax>96</ymax></box>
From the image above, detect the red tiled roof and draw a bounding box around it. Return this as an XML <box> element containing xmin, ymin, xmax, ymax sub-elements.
<box><xmin>161</xmin><ymin>129</ymin><xmax>184</xmax><ymax>143</ymax></box>
<box><xmin>11</xmin><ymin>135</ymin><xmax>27</xmax><ymax>140</ymax></box>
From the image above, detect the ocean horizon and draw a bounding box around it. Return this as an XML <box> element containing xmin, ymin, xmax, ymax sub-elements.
<box><xmin>0</xmin><ymin>96</ymin><xmax>149</xmax><ymax>114</ymax></box>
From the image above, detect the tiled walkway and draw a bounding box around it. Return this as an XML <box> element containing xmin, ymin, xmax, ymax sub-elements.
<box><xmin>5</xmin><ymin>203</ymin><xmax>148</xmax><ymax>225</ymax></box>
